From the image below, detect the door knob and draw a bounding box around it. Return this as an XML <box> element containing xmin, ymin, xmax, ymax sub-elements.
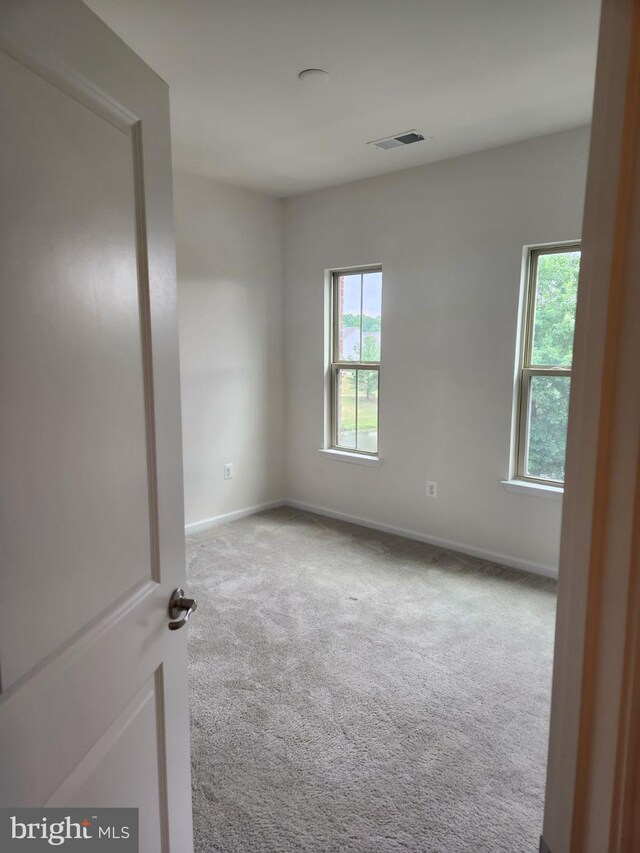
<box><xmin>168</xmin><ymin>587</ymin><xmax>197</xmax><ymax>630</ymax></box>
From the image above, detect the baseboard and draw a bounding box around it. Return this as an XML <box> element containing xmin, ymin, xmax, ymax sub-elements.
<box><xmin>184</xmin><ymin>499</ymin><xmax>286</xmax><ymax>535</ymax></box>
<box><xmin>284</xmin><ymin>499</ymin><xmax>558</xmax><ymax>579</ymax></box>
<box><xmin>185</xmin><ymin>497</ymin><xmax>558</xmax><ymax>579</ymax></box>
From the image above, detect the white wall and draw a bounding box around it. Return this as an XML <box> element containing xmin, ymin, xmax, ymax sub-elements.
<box><xmin>175</xmin><ymin>172</ymin><xmax>285</xmax><ymax>529</ymax></box>
<box><xmin>282</xmin><ymin>127</ymin><xmax>590</xmax><ymax>574</ymax></box>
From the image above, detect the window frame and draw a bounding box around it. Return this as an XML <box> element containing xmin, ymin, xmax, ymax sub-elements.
<box><xmin>330</xmin><ymin>266</ymin><xmax>382</xmax><ymax>457</ymax></box>
<box><xmin>516</xmin><ymin>242</ymin><xmax>581</xmax><ymax>486</ymax></box>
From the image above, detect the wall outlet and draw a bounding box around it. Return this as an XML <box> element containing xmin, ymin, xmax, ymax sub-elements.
<box><xmin>426</xmin><ymin>480</ymin><xmax>438</xmax><ymax>499</ymax></box>
<box><xmin>223</xmin><ymin>463</ymin><xmax>234</xmax><ymax>480</ymax></box>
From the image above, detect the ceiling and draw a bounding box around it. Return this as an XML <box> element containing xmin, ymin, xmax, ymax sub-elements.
<box><xmin>84</xmin><ymin>0</ymin><xmax>601</xmax><ymax>197</ymax></box>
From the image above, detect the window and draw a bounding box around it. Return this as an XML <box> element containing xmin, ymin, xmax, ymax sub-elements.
<box><xmin>516</xmin><ymin>244</ymin><xmax>581</xmax><ymax>485</ymax></box>
<box><xmin>330</xmin><ymin>267</ymin><xmax>382</xmax><ymax>455</ymax></box>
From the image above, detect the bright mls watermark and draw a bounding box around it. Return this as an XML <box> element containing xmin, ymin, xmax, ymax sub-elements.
<box><xmin>0</xmin><ymin>809</ymin><xmax>138</xmax><ymax>850</ymax></box>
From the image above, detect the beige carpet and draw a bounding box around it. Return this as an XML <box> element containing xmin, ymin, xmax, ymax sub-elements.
<box><xmin>187</xmin><ymin>507</ymin><xmax>556</xmax><ymax>852</ymax></box>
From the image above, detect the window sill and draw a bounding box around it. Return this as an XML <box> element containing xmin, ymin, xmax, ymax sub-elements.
<box><xmin>317</xmin><ymin>449</ymin><xmax>382</xmax><ymax>467</ymax></box>
<box><xmin>501</xmin><ymin>479</ymin><xmax>563</xmax><ymax>499</ymax></box>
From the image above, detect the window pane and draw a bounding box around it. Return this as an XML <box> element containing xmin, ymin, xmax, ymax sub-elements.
<box><xmin>356</xmin><ymin>369</ymin><xmax>378</xmax><ymax>453</ymax></box>
<box><xmin>526</xmin><ymin>375</ymin><xmax>571</xmax><ymax>482</ymax></box>
<box><xmin>362</xmin><ymin>271</ymin><xmax>382</xmax><ymax>363</ymax></box>
<box><xmin>336</xmin><ymin>368</ymin><xmax>357</xmax><ymax>449</ymax></box>
<box><xmin>337</xmin><ymin>274</ymin><xmax>362</xmax><ymax>361</ymax></box>
<box><xmin>531</xmin><ymin>250</ymin><xmax>581</xmax><ymax>367</ymax></box>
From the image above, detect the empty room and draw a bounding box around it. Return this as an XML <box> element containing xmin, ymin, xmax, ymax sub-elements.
<box><xmin>2</xmin><ymin>1</ymin><xmax>640</xmax><ymax>852</ymax></box>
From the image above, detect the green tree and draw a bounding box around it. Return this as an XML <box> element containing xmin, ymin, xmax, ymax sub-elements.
<box><xmin>361</xmin><ymin>334</ymin><xmax>380</xmax><ymax>362</ymax></box>
<box><xmin>341</xmin><ymin>313</ymin><xmax>359</xmax><ymax>329</ymax></box>
<box><xmin>358</xmin><ymin>335</ymin><xmax>380</xmax><ymax>400</ymax></box>
<box><xmin>532</xmin><ymin>251</ymin><xmax>580</xmax><ymax>367</ymax></box>
<box><xmin>342</xmin><ymin>314</ymin><xmax>381</xmax><ymax>332</ymax></box>
<box><xmin>527</xmin><ymin>251</ymin><xmax>580</xmax><ymax>481</ymax></box>
<box><xmin>362</xmin><ymin>315</ymin><xmax>381</xmax><ymax>333</ymax></box>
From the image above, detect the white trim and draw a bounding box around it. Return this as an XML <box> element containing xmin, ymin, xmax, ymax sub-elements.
<box><xmin>184</xmin><ymin>495</ymin><xmax>558</xmax><ymax>579</ymax></box>
<box><xmin>501</xmin><ymin>479</ymin><xmax>564</xmax><ymax>499</ymax></box>
<box><xmin>0</xmin><ymin>35</ymin><xmax>140</xmax><ymax>134</ymax></box>
<box><xmin>285</xmin><ymin>499</ymin><xmax>558</xmax><ymax>579</ymax></box>
<box><xmin>317</xmin><ymin>448</ymin><xmax>382</xmax><ymax>466</ymax></box>
<box><xmin>184</xmin><ymin>500</ymin><xmax>285</xmax><ymax>535</ymax></box>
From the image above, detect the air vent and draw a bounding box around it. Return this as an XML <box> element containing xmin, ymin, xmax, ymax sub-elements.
<box><xmin>374</xmin><ymin>137</ymin><xmax>405</xmax><ymax>150</ymax></box>
<box><xmin>368</xmin><ymin>130</ymin><xmax>426</xmax><ymax>150</ymax></box>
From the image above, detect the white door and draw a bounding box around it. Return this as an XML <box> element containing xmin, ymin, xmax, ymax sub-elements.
<box><xmin>0</xmin><ymin>2</ymin><xmax>194</xmax><ymax>850</ymax></box>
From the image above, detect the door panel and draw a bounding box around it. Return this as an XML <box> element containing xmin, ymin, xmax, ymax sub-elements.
<box><xmin>0</xmin><ymin>583</ymin><xmax>164</xmax><ymax>806</ymax></box>
<box><xmin>0</xmin><ymin>47</ymin><xmax>152</xmax><ymax>690</ymax></box>
<box><xmin>0</xmin><ymin>3</ymin><xmax>193</xmax><ymax>850</ymax></box>
<box><xmin>47</xmin><ymin>674</ymin><xmax>166</xmax><ymax>853</ymax></box>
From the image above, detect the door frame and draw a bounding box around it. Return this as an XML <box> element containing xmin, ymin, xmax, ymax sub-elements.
<box><xmin>543</xmin><ymin>0</ymin><xmax>640</xmax><ymax>850</ymax></box>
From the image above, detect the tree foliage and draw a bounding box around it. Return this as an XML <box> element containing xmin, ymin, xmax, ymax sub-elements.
<box><xmin>341</xmin><ymin>336</ymin><xmax>380</xmax><ymax>401</ymax></box>
<box><xmin>531</xmin><ymin>251</ymin><xmax>579</xmax><ymax>367</ymax></box>
<box><xmin>527</xmin><ymin>251</ymin><xmax>580</xmax><ymax>481</ymax></box>
<box><xmin>342</xmin><ymin>314</ymin><xmax>381</xmax><ymax>332</ymax></box>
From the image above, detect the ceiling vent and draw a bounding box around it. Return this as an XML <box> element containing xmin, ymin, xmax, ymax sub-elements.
<box><xmin>368</xmin><ymin>130</ymin><xmax>426</xmax><ymax>150</ymax></box>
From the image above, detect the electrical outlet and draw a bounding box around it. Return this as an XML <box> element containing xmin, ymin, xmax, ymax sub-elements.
<box><xmin>426</xmin><ymin>480</ymin><xmax>437</xmax><ymax>499</ymax></box>
<box><xmin>223</xmin><ymin>463</ymin><xmax>234</xmax><ymax>480</ymax></box>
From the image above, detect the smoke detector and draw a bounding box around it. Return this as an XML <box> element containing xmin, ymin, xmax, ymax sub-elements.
<box><xmin>368</xmin><ymin>130</ymin><xmax>426</xmax><ymax>150</ymax></box>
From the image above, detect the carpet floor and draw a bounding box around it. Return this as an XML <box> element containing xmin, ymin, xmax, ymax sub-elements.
<box><xmin>187</xmin><ymin>507</ymin><xmax>556</xmax><ymax>853</ymax></box>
